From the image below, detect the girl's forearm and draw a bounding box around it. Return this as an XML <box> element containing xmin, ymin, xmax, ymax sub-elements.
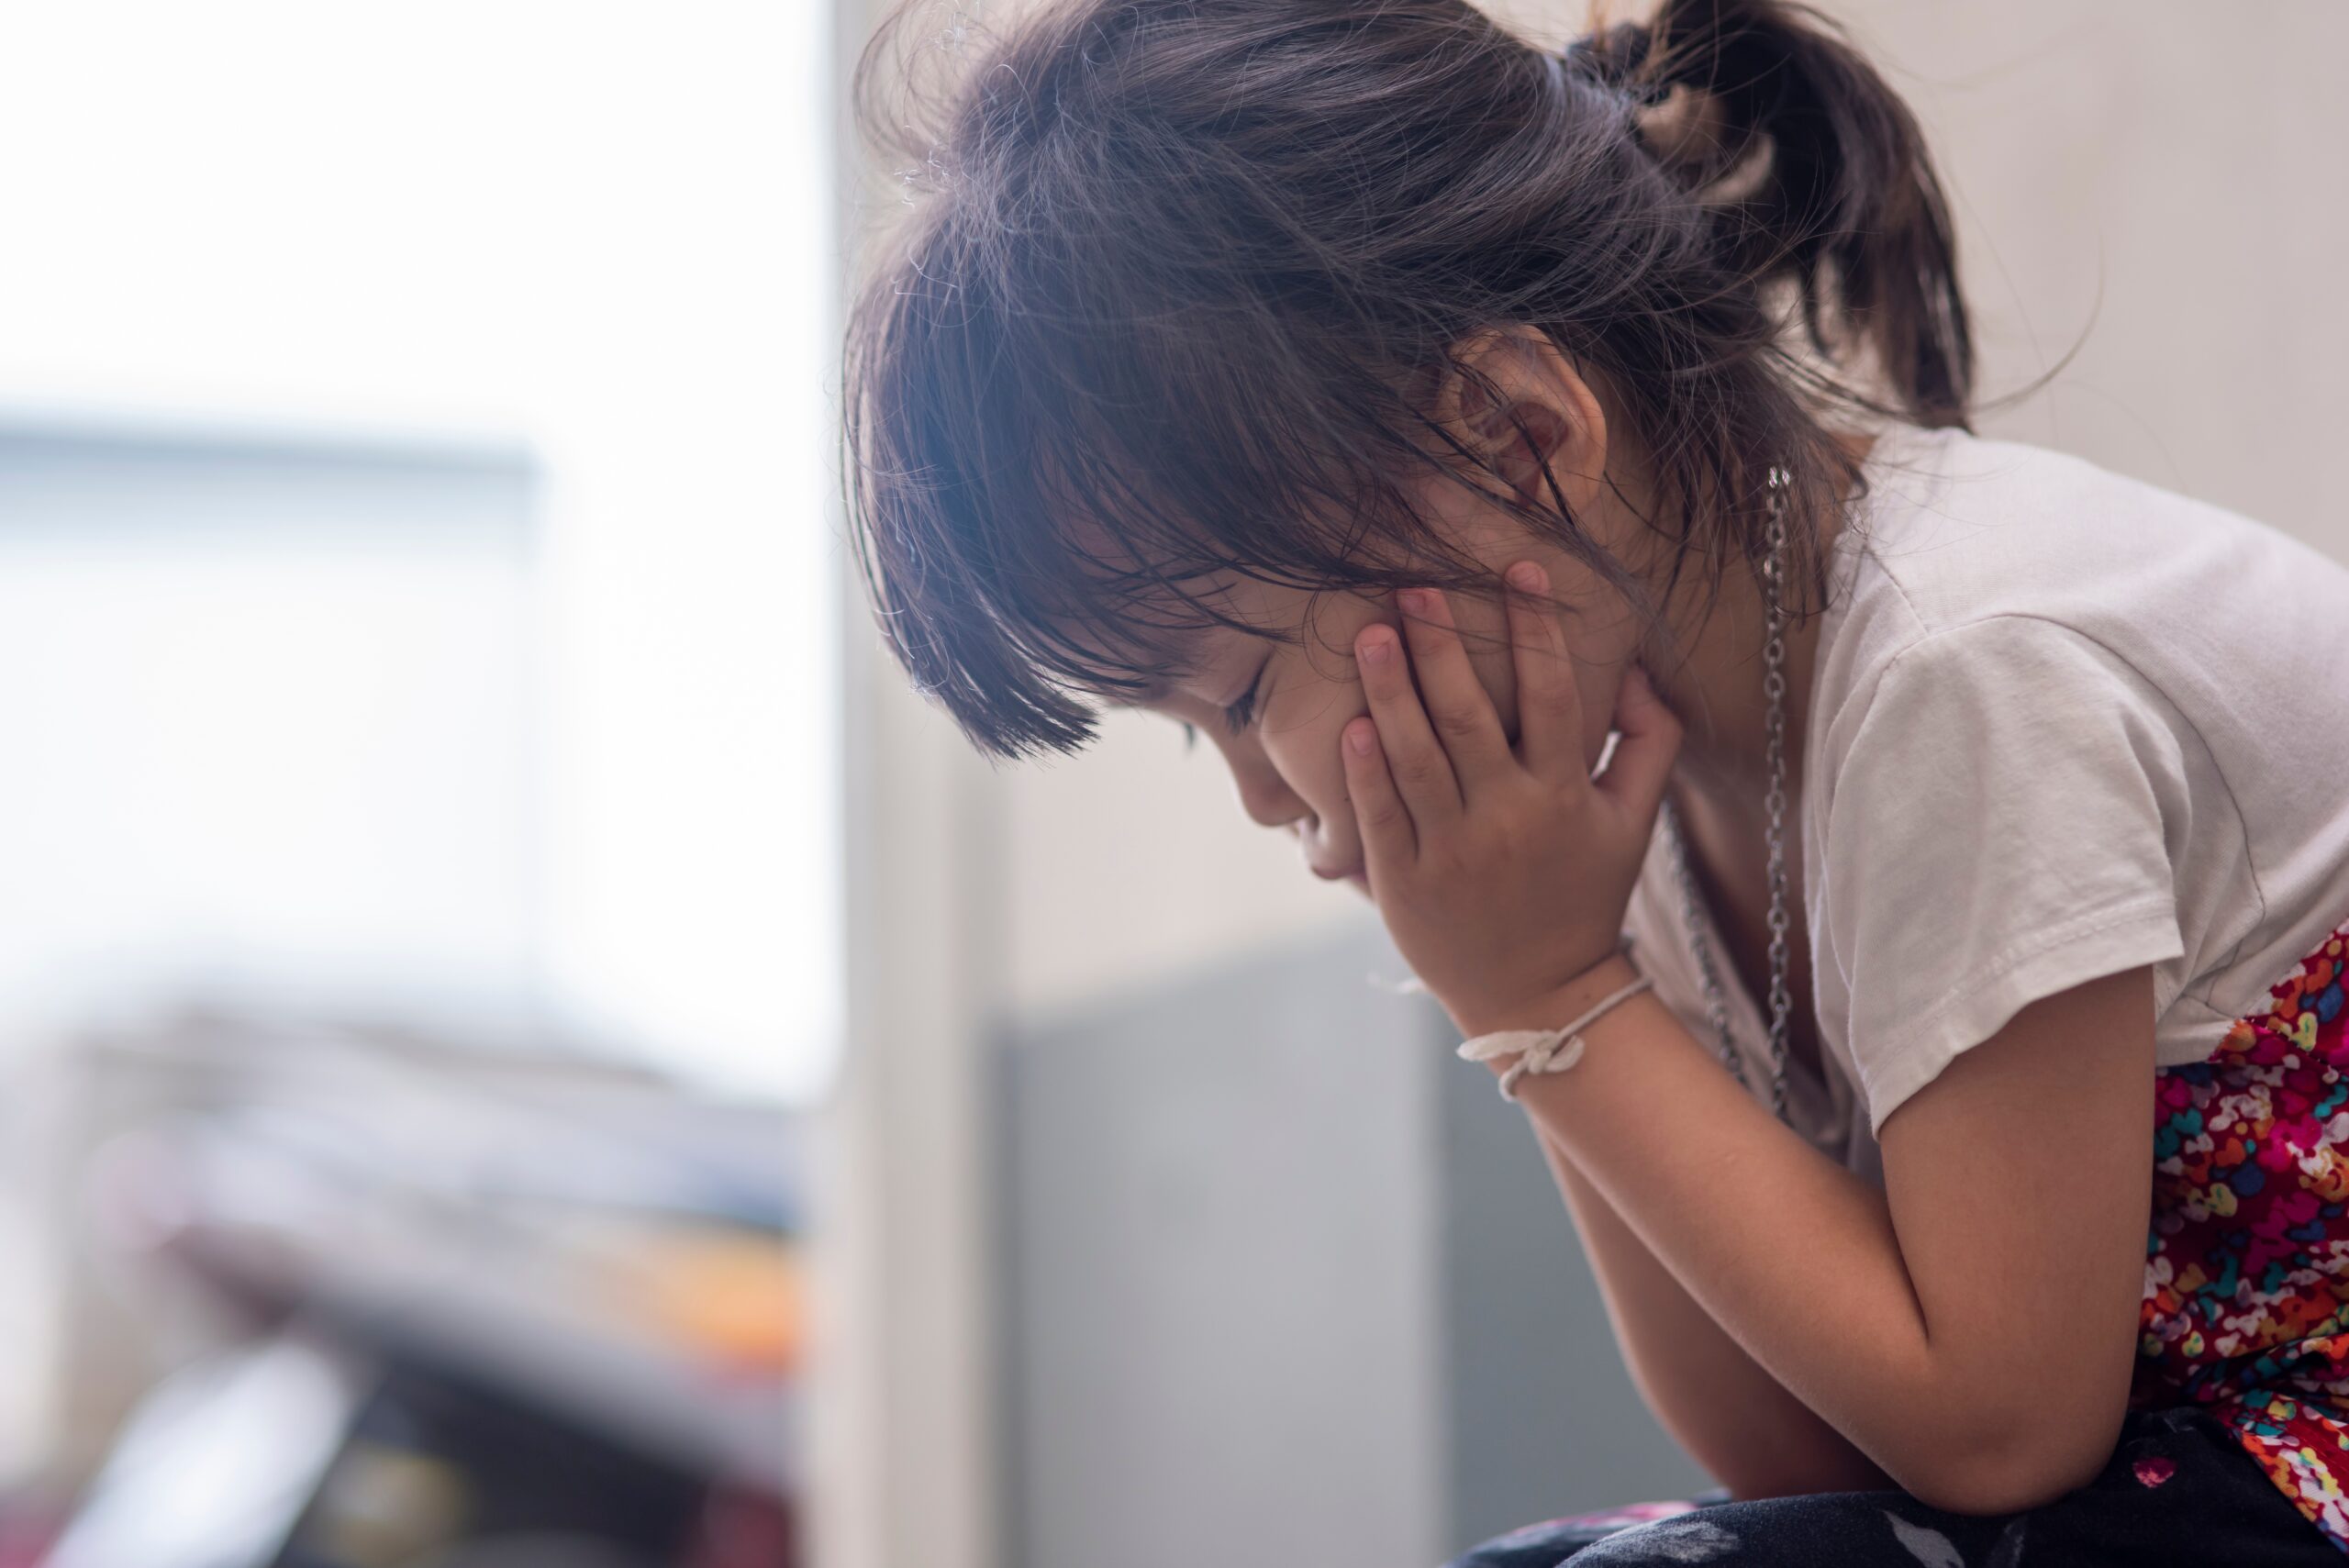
<box><xmin>1531</xmin><ymin>1130</ymin><xmax>1897</xmax><ymax>1499</ymax></box>
<box><xmin>1481</xmin><ymin>954</ymin><xmax>2098</xmax><ymax>1508</ymax></box>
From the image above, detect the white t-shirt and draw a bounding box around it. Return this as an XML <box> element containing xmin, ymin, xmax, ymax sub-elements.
<box><xmin>1621</xmin><ymin>423</ymin><xmax>2349</xmax><ymax>1186</ymax></box>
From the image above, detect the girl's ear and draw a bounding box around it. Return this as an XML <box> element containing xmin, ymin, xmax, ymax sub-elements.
<box><xmin>1429</xmin><ymin>326</ymin><xmax>1610</xmax><ymax>519</ymax></box>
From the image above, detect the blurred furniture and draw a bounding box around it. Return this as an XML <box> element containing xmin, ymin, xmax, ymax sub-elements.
<box><xmin>35</xmin><ymin>1008</ymin><xmax>799</xmax><ymax>1568</ymax></box>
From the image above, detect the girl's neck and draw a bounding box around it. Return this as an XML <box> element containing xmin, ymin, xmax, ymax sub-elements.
<box><xmin>1654</xmin><ymin>428</ymin><xmax>1874</xmax><ymax>825</ymax></box>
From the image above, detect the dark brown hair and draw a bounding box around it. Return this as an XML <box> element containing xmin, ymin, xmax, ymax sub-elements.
<box><xmin>843</xmin><ymin>0</ymin><xmax>1972</xmax><ymax>759</ymax></box>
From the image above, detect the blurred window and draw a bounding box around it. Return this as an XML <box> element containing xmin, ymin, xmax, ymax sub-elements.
<box><xmin>0</xmin><ymin>2</ymin><xmax>838</xmax><ymax>1099</ymax></box>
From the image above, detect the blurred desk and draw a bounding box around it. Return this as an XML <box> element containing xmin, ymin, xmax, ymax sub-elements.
<box><xmin>37</xmin><ymin>1008</ymin><xmax>800</xmax><ymax>1568</ymax></box>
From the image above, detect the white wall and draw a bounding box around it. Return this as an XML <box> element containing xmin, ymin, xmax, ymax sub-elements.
<box><xmin>1003</xmin><ymin>717</ymin><xmax>1365</xmax><ymax>1019</ymax></box>
<box><xmin>1830</xmin><ymin>0</ymin><xmax>2349</xmax><ymax>551</ymax></box>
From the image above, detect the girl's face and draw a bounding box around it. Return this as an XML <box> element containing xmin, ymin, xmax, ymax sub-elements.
<box><xmin>1120</xmin><ymin>476</ymin><xmax>1651</xmax><ymax>895</ymax></box>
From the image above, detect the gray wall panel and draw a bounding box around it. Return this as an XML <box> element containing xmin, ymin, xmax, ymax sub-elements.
<box><xmin>1000</xmin><ymin>920</ymin><xmax>1445</xmax><ymax>1568</ymax></box>
<box><xmin>1001</xmin><ymin>917</ymin><xmax>1709</xmax><ymax>1568</ymax></box>
<box><xmin>1437</xmin><ymin>1057</ymin><xmax>1712</xmax><ymax>1551</ymax></box>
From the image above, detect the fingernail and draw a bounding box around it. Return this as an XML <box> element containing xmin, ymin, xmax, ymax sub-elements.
<box><xmin>1395</xmin><ymin>588</ymin><xmax>1428</xmax><ymax>614</ymax></box>
<box><xmin>1359</xmin><ymin>630</ymin><xmax>1393</xmax><ymax>665</ymax></box>
<box><xmin>1508</xmin><ymin>562</ymin><xmax>1546</xmax><ymax>593</ymax></box>
<box><xmin>1346</xmin><ymin>722</ymin><xmax>1375</xmax><ymax>757</ymax></box>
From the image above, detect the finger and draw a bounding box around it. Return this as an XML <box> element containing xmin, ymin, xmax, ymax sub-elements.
<box><xmin>1393</xmin><ymin>586</ymin><xmax>1514</xmax><ymax>790</ymax></box>
<box><xmin>1595</xmin><ymin>662</ymin><xmax>1684</xmax><ymax>817</ymax></box>
<box><xmin>1355</xmin><ymin>620</ymin><xmax>1462</xmax><ymax>828</ymax></box>
<box><xmin>1341</xmin><ymin>716</ymin><xmax>1417</xmax><ymax>882</ymax></box>
<box><xmin>1501</xmin><ymin>561</ymin><xmax>1588</xmax><ymax>784</ymax></box>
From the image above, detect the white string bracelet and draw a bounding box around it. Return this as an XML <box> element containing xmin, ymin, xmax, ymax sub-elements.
<box><xmin>1456</xmin><ymin>972</ymin><xmax>1655</xmax><ymax>1102</ymax></box>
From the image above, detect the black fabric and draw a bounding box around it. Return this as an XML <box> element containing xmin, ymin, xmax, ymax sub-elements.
<box><xmin>1443</xmin><ymin>1407</ymin><xmax>2341</xmax><ymax>1566</ymax></box>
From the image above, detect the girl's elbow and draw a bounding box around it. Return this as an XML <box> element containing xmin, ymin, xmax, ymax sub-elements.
<box><xmin>1901</xmin><ymin>1460</ymin><xmax>2084</xmax><ymax>1518</ymax></box>
<box><xmin>1894</xmin><ymin>1423</ymin><xmax>2117</xmax><ymax>1517</ymax></box>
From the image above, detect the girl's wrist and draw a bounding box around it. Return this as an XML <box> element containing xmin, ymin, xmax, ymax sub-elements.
<box><xmin>1455</xmin><ymin>945</ymin><xmax>1643</xmax><ymax>1042</ymax></box>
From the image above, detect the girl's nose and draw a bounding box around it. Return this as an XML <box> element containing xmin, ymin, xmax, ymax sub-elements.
<box><xmin>1228</xmin><ymin>757</ymin><xmax>1309</xmax><ymax>831</ymax></box>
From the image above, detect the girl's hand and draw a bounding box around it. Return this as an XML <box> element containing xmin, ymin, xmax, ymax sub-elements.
<box><xmin>1341</xmin><ymin>562</ymin><xmax>1682</xmax><ymax>1038</ymax></box>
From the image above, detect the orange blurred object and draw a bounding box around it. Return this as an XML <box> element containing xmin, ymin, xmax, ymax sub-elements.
<box><xmin>618</xmin><ymin>1230</ymin><xmax>803</xmax><ymax>1374</ymax></box>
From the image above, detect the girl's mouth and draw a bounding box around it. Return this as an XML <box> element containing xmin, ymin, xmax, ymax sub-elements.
<box><xmin>1309</xmin><ymin>862</ymin><xmax>1370</xmax><ymax>895</ymax></box>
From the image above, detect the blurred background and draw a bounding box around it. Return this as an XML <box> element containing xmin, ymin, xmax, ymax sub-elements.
<box><xmin>0</xmin><ymin>2</ymin><xmax>2339</xmax><ymax>1567</ymax></box>
<box><xmin>0</xmin><ymin>2</ymin><xmax>823</xmax><ymax>1563</ymax></box>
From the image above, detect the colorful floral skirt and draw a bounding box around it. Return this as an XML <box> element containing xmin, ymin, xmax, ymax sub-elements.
<box><xmin>2136</xmin><ymin>915</ymin><xmax>2349</xmax><ymax>1551</ymax></box>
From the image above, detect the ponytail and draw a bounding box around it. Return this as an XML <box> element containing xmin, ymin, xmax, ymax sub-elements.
<box><xmin>1574</xmin><ymin>0</ymin><xmax>1972</xmax><ymax>427</ymax></box>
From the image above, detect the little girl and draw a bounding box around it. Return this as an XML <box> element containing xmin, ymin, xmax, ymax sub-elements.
<box><xmin>842</xmin><ymin>1</ymin><xmax>2349</xmax><ymax>1562</ymax></box>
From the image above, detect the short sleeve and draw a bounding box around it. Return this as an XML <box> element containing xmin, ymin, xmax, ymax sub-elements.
<box><xmin>1819</xmin><ymin>616</ymin><xmax>2187</xmax><ymax>1134</ymax></box>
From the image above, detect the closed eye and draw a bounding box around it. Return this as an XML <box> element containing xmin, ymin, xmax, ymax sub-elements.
<box><xmin>1221</xmin><ymin>662</ymin><xmax>1266</xmax><ymax>736</ymax></box>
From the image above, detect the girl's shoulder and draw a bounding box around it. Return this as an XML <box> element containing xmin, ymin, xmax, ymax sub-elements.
<box><xmin>1798</xmin><ymin>428</ymin><xmax>2349</xmax><ymax>1129</ymax></box>
<box><xmin>1818</xmin><ymin>423</ymin><xmax>2349</xmax><ymax>729</ymax></box>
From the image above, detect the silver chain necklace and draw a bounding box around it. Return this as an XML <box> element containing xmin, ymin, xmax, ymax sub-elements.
<box><xmin>1659</xmin><ymin>464</ymin><xmax>1795</xmax><ymax>1121</ymax></box>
